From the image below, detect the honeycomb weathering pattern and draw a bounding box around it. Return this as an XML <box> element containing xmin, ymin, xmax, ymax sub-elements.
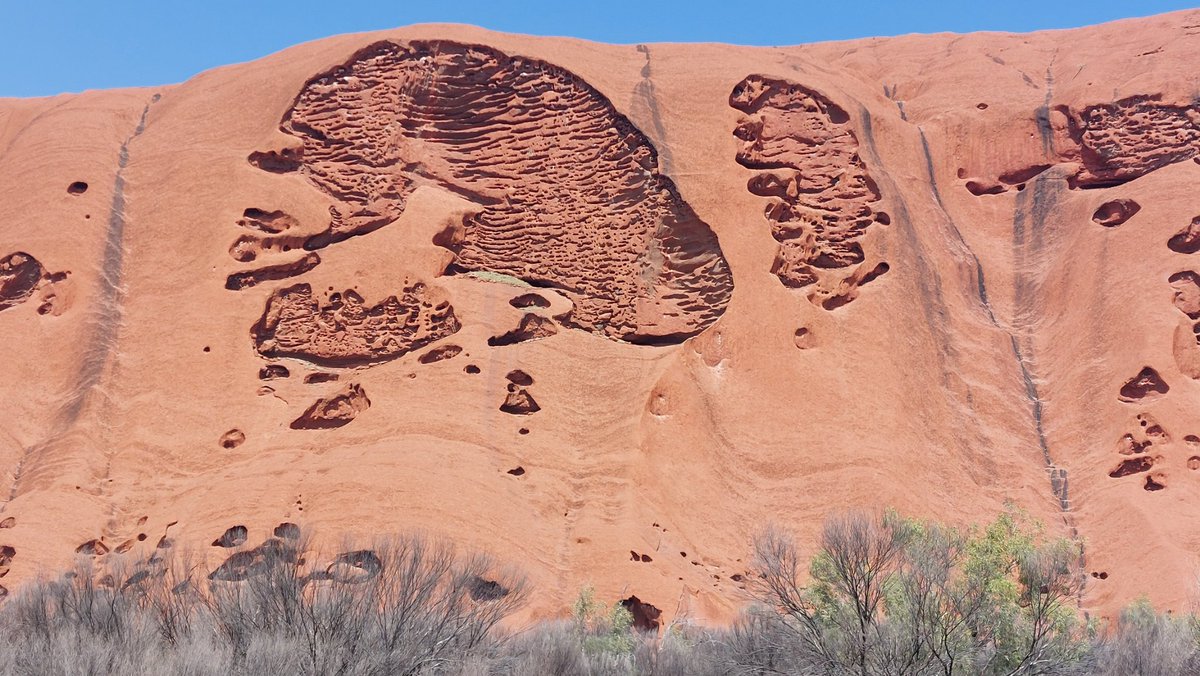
<box><xmin>259</xmin><ymin>40</ymin><xmax>733</xmax><ymax>344</ymax></box>
<box><xmin>1066</xmin><ymin>96</ymin><xmax>1200</xmax><ymax>189</ymax></box>
<box><xmin>981</xmin><ymin>96</ymin><xmax>1200</xmax><ymax>191</ymax></box>
<box><xmin>252</xmin><ymin>283</ymin><xmax>461</xmax><ymax>367</ymax></box>
<box><xmin>729</xmin><ymin>75</ymin><xmax>889</xmax><ymax>300</ymax></box>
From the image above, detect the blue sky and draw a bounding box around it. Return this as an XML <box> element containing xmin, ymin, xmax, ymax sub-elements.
<box><xmin>2</xmin><ymin>1</ymin><xmax>1196</xmax><ymax>97</ymax></box>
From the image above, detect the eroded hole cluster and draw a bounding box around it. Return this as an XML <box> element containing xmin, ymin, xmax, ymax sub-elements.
<box><xmin>730</xmin><ymin>75</ymin><xmax>890</xmax><ymax>310</ymax></box>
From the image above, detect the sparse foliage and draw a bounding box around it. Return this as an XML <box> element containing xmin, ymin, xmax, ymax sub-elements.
<box><xmin>750</xmin><ymin>508</ymin><xmax>1091</xmax><ymax>675</ymax></box>
<box><xmin>0</xmin><ymin>513</ymin><xmax>1195</xmax><ymax>675</ymax></box>
<box><xmin>0</xmin><ymin>535</ymin><xmax>527</xmax><ymax>675</ymax></box>
<box><xmin>572</xmin><ymin>585</ymin><xmax>636</xmax><ymax>656</ymax></box>
<box><xmin>1091</xmin><ymin>597</ymin><xmax>1200</xmax><ymax>675</ymax></box>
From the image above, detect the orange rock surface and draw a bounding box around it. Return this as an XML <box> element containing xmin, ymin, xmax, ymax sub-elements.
<box><xmin>4</xmin><ymin>10</ymin><xmax>1200</xmax><ymax>623</ymax></box>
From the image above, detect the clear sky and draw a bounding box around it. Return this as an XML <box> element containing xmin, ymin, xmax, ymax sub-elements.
<box><xmin>2</xmin><ymin>0</ymin><xmax>1196</xmax><ymax>98</ymax></box>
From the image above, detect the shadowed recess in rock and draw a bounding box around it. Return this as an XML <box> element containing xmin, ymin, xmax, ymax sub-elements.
<box><xmin>417</xmin><ymin>344</ymin><xmax>462</xmax><ymax>364</ymax></box>
<box><xmin>322</xmin><ymin>550</ymin><xmax>383</xmax><ymax>583</ymax></box>
<box><xmin>1092</xmin><ymin>199</ymin><xmax>1141</xmax><ymax>227</ymax></box>
<box><xmin>219</xmin><ymin>429</ymin><xmax>245</xmax><ymax>449</ymax></box>
<box><xmin>1169</xmin><ymin>271</ymin><xmax>1200</xmax><ymax>318</ymax></box>
<box><xmin>488</xmin><ymin>313</ymin><xmax>558</xmax><ymax>346</ymax></box>
<box><xmin>291</xmin><ymin>383</ymin><xmax>371</xmax><ymax>430</ymax></box>
<box><xmin>1169</xmin><ymin>216</ymin><xmax>1200</xmax><ymax>254</ymax></box>
<box><xmin>212</xmin><ymin>525</ymin><xmax>248</xmax><ymax>548</ymax></box>
<box><xmin>252</xmin><ymin>40</ymin><xmax>733</xmax><ymax>344</ymax></box>
<box><xmin>0</xmin><ymin>253</ymin><xmax>47</xmax><ymax>311</ymax></box>
<box><xmin>1109</xmin><ymin>456</ymin><xmax>1157</xmax><ymax>478</ymax></box>
<box><xmin>253</xmin><ymin>283</ymin><xmax>460</xmax><ymax>367</ymax></box>
<box><xmin>469</xmin><ymin>576</ymin><xmax>510</xmax><ymax>601</ymax></box>
<box><xmin>620</xmin><ymin>595</ymin><xmax>663</xmax><ymax>632</ymax></box>
<box><xmin>1118</xmin><ymin>367</ymin><xmax>1169</xmax><ymax>402</ymax></box>
<box><xmin>209</xmin><ymin>539</ymin><xmax>298</xmax><ymax>582</ymax></box>
<box><xmin>500</xmin><ymin>388</ymin><xmax>539</xmax><ymax>415</ymax></box>
<box><xmin>258</xmin><ymin>364</ymin><xmax>290</xmax><ymax>380</ymax></box>
<box><xmin>226</xmin><ymin>253</ymin><xmax>321</xmax><ymax>291</ymax></box>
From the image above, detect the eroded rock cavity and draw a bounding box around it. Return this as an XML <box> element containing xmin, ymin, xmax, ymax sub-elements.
<box><xmin>1118</xmin><ymin>367</ymin><xmax>1169</xmax><ymax>402</ymax></box>
<box><xmin>974</xmin><ymin>95</ymin><xmax>1200</xmax><ymax>192</ymax></box>
<box><xmin>1092</xmin><ymin>199</ymin><xmax>1141</xmax><ymax>227</ymax></box>
<box><xmin>291</xmin><ymin>383</ymin><xmax>371</xmax><ymax>430</ymax></box>
<box><xmin>729</xmin><ymin>75</ymin><xmax>890</xmax><ymax>308</ymax></box>
<box><xmin>253</xmin><ymin>283</ymin><xmax>460</xmax><ymax>367</ymax></box>
<box><xmin>0</xmin><ymin>253</ymin><xmax>46</xmax><ymax>312</ymax></box>
<box><xmin>253</xmin><ymin>40</ymin><xmax>732</xmax><ymax>344</ymax></box>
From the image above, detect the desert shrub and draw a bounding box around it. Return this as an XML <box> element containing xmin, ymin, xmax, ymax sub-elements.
<box><xmin>493</xmin><ymin>587</ymin><xmax>737</xmax><ymax>676</ymax></box>
<box><xmin>750</xmin><ymin>508</ymin><xmax>1092</xmax><ymax>675</ymax></box>
<box><xmin>497</xmin><ymin>619</ymin><xmax>737</xmax><ymax>676</ymax></box>
<box><xmin>1091</xmin><ymin>597</ymin><xmax>1200</xmax><ymax>675</ymax></box>
<box><xmin>573</xmin><ymin>585</ymin><xmax>637</xmax><ymax>657</ymax></box>
<box><xmin>0</xmin><ymin>535</ymin><xmax>526</xmax><ymax>675</ymax></box>
<box><xmin>0</xmin><ymin>513</ymin><xmax>1196</xmax><ymax>675</ymax></box>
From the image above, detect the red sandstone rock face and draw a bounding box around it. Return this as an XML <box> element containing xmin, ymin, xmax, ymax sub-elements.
<box><xmin>9</xmin><ymin>12</ymin><xmax>1200</xmax><ymax>627</ymax></box>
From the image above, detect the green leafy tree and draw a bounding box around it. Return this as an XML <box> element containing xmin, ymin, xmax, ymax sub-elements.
<box><xmin>752</xmin><ymin>507</ymin><xmax>1090</xmax><ymax>675</ymax></box>
<box><xmin>573</xmin><ymin>586</ymin><xmax>635</xmax><ymax>656</ymax></box>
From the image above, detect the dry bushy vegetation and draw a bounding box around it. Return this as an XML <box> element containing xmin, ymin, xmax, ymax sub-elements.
<box><xmin>0</xmin><ymin>511</ymin><xmax>1197</xmax><ymax>675</ymax></box>
<box><xmin>0</xmin><ymin>535</ymin><xmax>527</xmax><ymax>674</ymax></box>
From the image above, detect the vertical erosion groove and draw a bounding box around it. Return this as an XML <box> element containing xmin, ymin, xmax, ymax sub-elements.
<box><xmin>5</xmin><ymin>95</ymin><xmax>157</xmax><ymax>507</ymax></box>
